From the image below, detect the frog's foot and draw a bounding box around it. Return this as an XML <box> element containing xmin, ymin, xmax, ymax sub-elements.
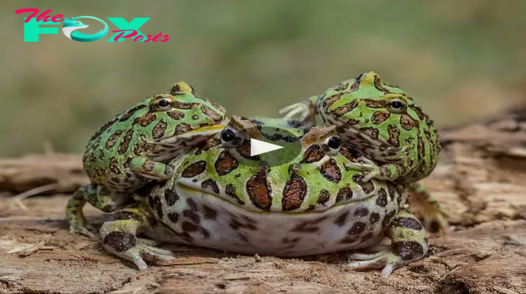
<box><xmin>348</xmin><ymin>249</ymin><xmax>407</xmax><ymax>278</ymax></box>
<box><xmin>408</xmin><ymin>183</ymin><xmax>449</xmax><ymax>234</ymax></box>
<box><xmin>66</xmin><ymin>186</ymin><xmax>98</xmax><ymax>239</ymax></box>
<box><xmin>68</xmin><ymin>222</ymin><xmax>98</xmax><ymax>239</ymax></box>
<box><xmin>102</xmin><ymin>233</ymin><xmax>176</xmax><ymax>271</ymax></box>
<box><xmin>130</xmin><ymin>157</ymin><xmax>173</xmax><ymax>181</ymax></box>
<box><xmin>67</xmin><ymin>184</ymin><xmax>127</xmax><ymax>238</ymax></box>
<box><xmin>344</xmin><ymin>157</ymin><xmax>381</xmax><ymax>182</ymax></box>
<box><xmin>348</xmin><ymin>210</ymin><xmax>428</xmax><ymax>278</ymax></box>
<box><xmin>422</xmin><ymin>209</ymin><xmax>448</xmax><ymax>235</ymax></box>
<box><xmin>345</xmin><ymin>157</ymin><xmax>405</xmax><ymax>182</ymax></box>
<box><xmin>99</xmin><ymin>205</ymin><xmax>176</xmax><ymax>270</ymax></box>
<box><xmin>279</xmin><ymin>102</ymin><xmax>311</xmax><ymax>122</ymax></box>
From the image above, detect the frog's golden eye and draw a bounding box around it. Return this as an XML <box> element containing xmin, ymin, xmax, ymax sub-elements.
<box><xmin>386</xmin><ymin>97</ymin><xmax>407</xmax><ymax>114</ymax></box>
<box><xmin>323</xmin><ymin>135</ymin><xmax>341</xmax><ymax>156</ymax></box>
<box><xmin>153</xmin><ymin>97</ymin><xmax>173</xmax><ymax>111</ymax></box>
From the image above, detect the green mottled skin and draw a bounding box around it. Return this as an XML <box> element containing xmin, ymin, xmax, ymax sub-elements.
<box><xmin>281</xmin><ymin>71</ymin><xmax>441</xmax><ymax>184</ymax></box>
<box><xmin>280</xmin><ymin>71</ymin><xmax>446</xmax><ymax>233</ymax></box>
<box><xmin>67</xmin><ymin>82</ymin><xmax>228</xmax><ymax>237</ymax></box>
<box><xmin>98</xmin><ymin>116</ymin><xmax>429</xmax><ymax>278</ymax></box>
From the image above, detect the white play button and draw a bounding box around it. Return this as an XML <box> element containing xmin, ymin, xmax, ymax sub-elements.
<box><xmin>250</xmin><ymin>138</ymin><xmax>284</xmax><ymax>156</ymax></box>
<box><xmin>218</xmin><ymin>119</ymin><xmax>303</xmax><ymax>167</ymax></box>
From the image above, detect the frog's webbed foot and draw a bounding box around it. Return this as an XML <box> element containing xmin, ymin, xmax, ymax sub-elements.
<box><xmin>279</xmin><ymin>102</ymin><xmax>310</xmax><ymax>122</ymax></box>
<box><xmin>103</xmin><ymin>234</ymin><xmax>176</xmax><ymax>271</ymax></box>
<box><xmin>99</xmin><ymin>205</ymin><xmax>176</xmax><ymax>270</ymax></box>
<box><xmin>344</xmin><ymin>156</ymin><xmax>381</xmax><ymax>182</ymax></box>
<box><xmin>69</xmin><ymin>222</ymin><xmax>98</xmax><ymax>239</ymax></box>
<box><xmin>279</xmin><ymin>95</ymin><xmax>320</xmax><ymax>124</ymax></box>
<box><xmin>408</xmin><ymin>183</ymin><xmax>449</xmax><ymax>235</ymax></box>
<box><xmin>348</xmin><ymin>210</ymin><xmax>428</xmax><ymax>278</ymax></box>
<box><xmin>348</xmin><ymin>249</ymin><xmax>405</xmax><ymax>278</ymax></box>
<box><xmin>66</xmin><ymin>185</ymin><xmax>102</xmax><ymax>239</ymax></box>
<box><xmin>345</xmin><ymin>156</ymin><xmax>406</xmax><ymax>182</ymax></box>
<box><xmin>130</xmin><ymin>157</ymin><xmax>174</xmax><ymax>181</ymax></box>
<box><xmin>422</xmin><ymin>207</ymin><xmax>448</xmax><ymax>235</ymax></box>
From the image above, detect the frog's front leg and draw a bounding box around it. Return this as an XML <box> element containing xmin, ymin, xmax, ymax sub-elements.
<box><xmin>67</xmin><ymin>184</ymin><xmax>124</xmax><ymax>238</ymax></box>
<box><xmin>100</xmin><ymin>203</ymin><xmax>176</xmax><ymax>271</ymax></box>
<box><xmin>348</xmin><ymin>210</ymin><xmax>428</xmax><ymax>278</ymax></box>
<box><xmin>345</xmin><ymin>156</ymin><xmax>408</xmax><ymax>182</ymax></box>
<box><xmin>407</xmin><ymin>182</ymin><xmax>449</xmax><ymax>235</ymax></box>
<box><xmin>129</xmin><ymin>157</ymin><xmax>174</xmax><ymax>180</ymax></box>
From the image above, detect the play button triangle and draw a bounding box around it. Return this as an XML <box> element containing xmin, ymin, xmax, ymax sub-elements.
<box><xmin>250</xmin><ymin>138</ymin><xmax>284</xmax><ymax>156</ymax></box>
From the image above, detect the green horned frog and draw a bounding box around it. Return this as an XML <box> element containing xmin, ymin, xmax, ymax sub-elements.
<box><xmin>67</xmin><ymin>82</ymin><xmax>229</xmax><ymax>237</ymax></box>
<box><xmin>280</xmin><ymin>71</ymin><xmax>440</xmax><ymax>184</ymax></box>
<box><xmin>280</xmin><ymin>71</ymin><xmax>446</xmax><ymax>232</ymax></box>
<box><xmin>97</xmin><ymin>116</ymin><xmax>429</xmax><ymax>278</ymax></box>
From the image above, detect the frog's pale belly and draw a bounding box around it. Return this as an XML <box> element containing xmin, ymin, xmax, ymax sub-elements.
<box><xmin>148</xmin><ymin>187</ymin><xmax>400</xmax><ymax>257</ymax></box>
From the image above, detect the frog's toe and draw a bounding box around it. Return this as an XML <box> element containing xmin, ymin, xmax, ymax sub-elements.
<box><xmin>68</xmin><ymin>224</ymin><xmax>98</xmax><ymax>239</ymax></box>
<box><xmin>344</xmin><ymin>162</ymin><xmax>380</xmax><ymax>181</ymax></box>
<box><xmin>420</xmin><ymin>202</ymin><xmax>449</xmax><ymax>235</ymax></box>
<box><xmin>133</xmin><ymin>243</ymin><xmax>177</xmax><ymax>271</ymax></box>
<box><xmin>422</xmin><ymin>211</ymin><xmax>449</xmax><ymax>235</ymax></box>
<box><xmin>347</xmin><ymin>251</ymin><xmax>404</xmax><ymax>278</ymax></box>
<box><xmin>279</xmin><ymin>103</ymin><xmax>310</xmax><ymax>121</ymax></box>
<box><xmin>361</xmin><ymin>171</ymin><xmax>379</xmax><ymax>183</ymax></box>
<box><xmin>137</xmin><ymin>237</ymin><xmax>160</xmax><ymax>246</ymax></box>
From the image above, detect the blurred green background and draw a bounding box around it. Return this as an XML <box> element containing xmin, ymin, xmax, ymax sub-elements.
<box><xmin>1</xmin><ymin>0</ymin><xmax>525</xmax><ymax>157</ymax></box>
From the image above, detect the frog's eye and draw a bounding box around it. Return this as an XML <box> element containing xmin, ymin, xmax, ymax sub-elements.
<box><xmin>154</xmin><ymin>98</ymin><xmax>172</xmax><ymax>110</ymax></box>
<box><xmin>323</xmin><ymin>135</ymin><xmax>341</xmax><ymax>156</ymax></box>
<box><xmin>76</xmin><ymin>22</ymin><xmax>81</xmax><ymax>24</ymax></box>
<box><xmin>220</xmin><ymin>127</ymin><xmax>244</xmax><ymax>148</ymax></box>
<box><xmin>386</xmin><ymin>97</ymin><xmax>407</xmax><ymax>114</ymax></box>
<box><xmin>221</xmin><ymin>128</ymin><xmax>236</xmax><ymax>143</ymax></box>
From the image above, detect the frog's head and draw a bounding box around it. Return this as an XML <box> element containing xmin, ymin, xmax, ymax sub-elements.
<box><xmin>320</xmin><ymin>71</ymin><xmax>439</xmax><ymax>161</ymax></box>
<box><xmin>149</xmin><ymin>82</ymin><xmax>228</xmax><ymax>145</ymax></box>
<box><xmin>109</xmin><ymin>82</ymin><xmax>228</xmax><ymax>155</ymax></box>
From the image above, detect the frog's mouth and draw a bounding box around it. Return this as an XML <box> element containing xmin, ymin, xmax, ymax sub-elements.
<box><xmin>181</xmin><ymin>123</ymin><xmax>227</xmax><ymax>137</ymax></box>
<box><xmin>177</xmin><ymin>178</ymin><xmax>224</xmax><ymax>198</ymax></box>
<box><xmin>156</xmin><ymin>118</ymin><xmax>229</xmax><ymax>145</ymax></box>
<box><xmin>177</xmin><ymin>177</ymin><xmax>379</xmax><ymax>213</ymax></box>
<box><xmin>176</xmin><ymin>180</ymin><xmax>250</xmax><ymax>209</ymax></box>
